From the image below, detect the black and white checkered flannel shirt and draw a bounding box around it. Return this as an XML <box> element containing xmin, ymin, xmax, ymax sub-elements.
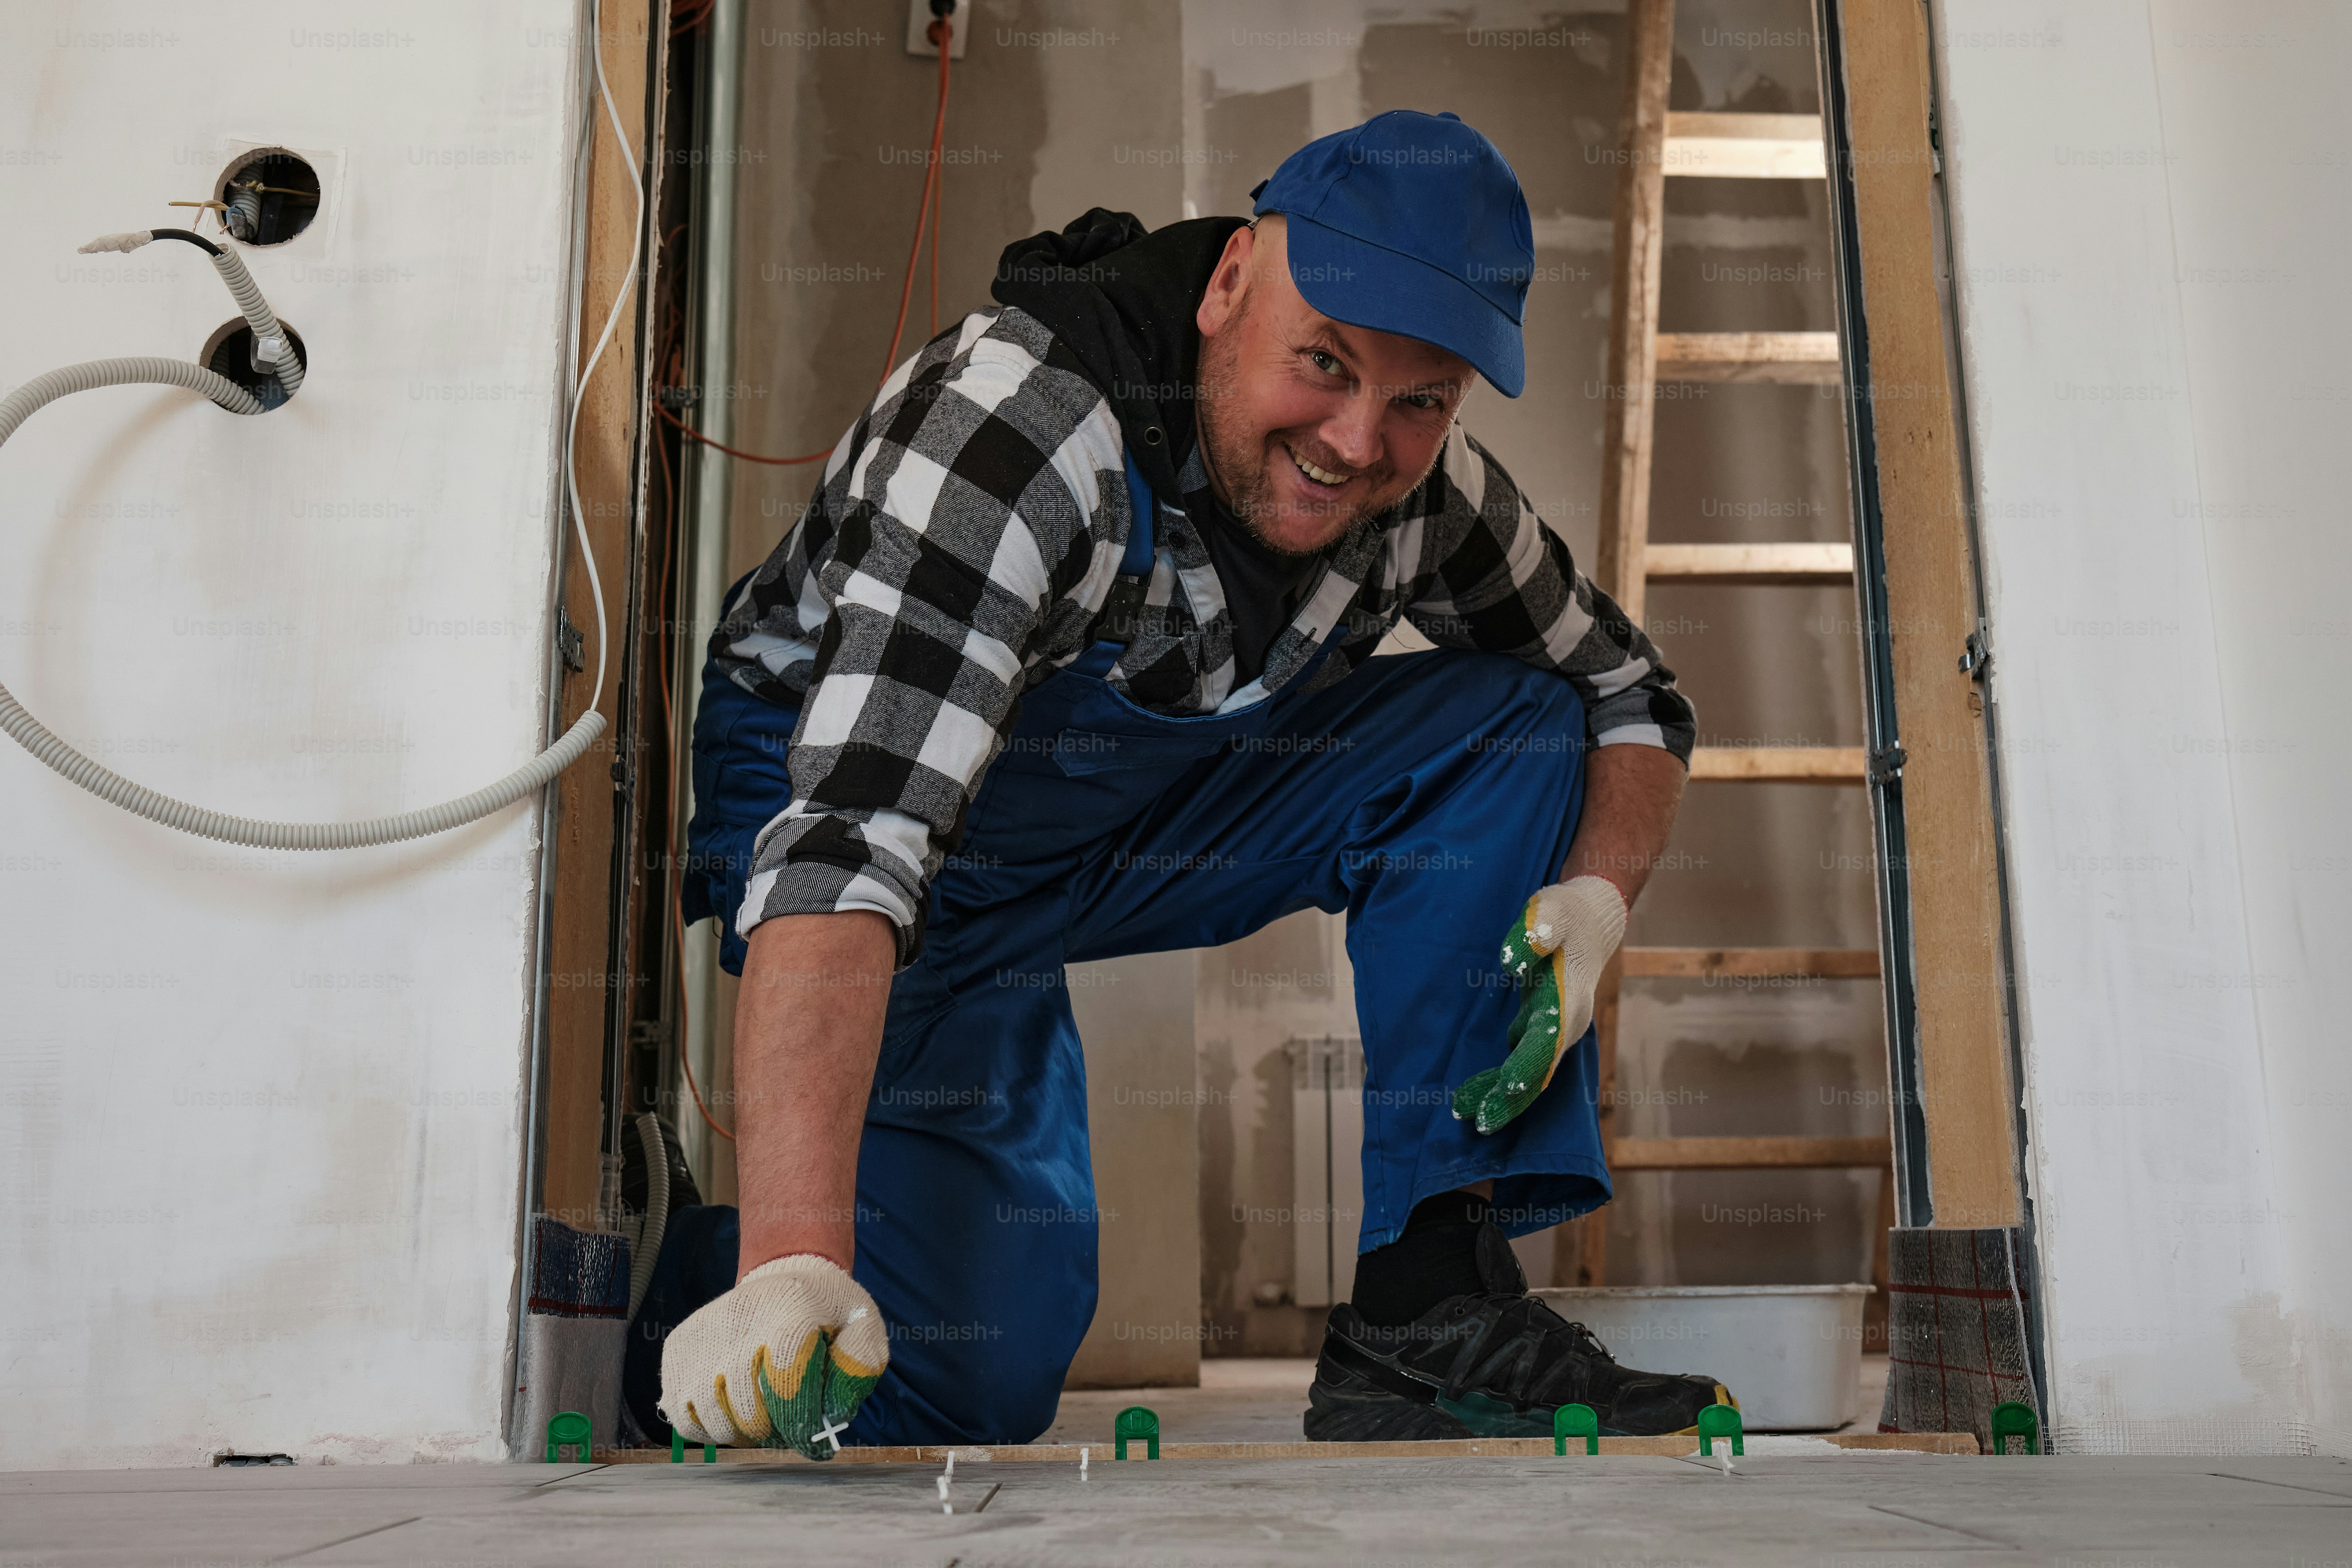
<box><xmin>710</xmin><ymin>306</ymin><xmax>1695</xmax><ymax>966</ymax></box>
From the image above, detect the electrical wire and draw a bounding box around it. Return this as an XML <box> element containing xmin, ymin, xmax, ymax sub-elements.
<box><xmin>879</xmin><ymin>17</ymin><xmax>955</xmax><ymax>381</ymax></box>
<box><xmin>928</xmin><ymin>37</ymin><xmax>946</xmax><ymax>341</ymax></box>
<box><xmin>657</xmin><ymin>397</ymin><xmax>829</xmax><ymax>466</ymax></box>
<box><xmin>566</xmin><ymin>0</ymin><xmax>645</xmax><ymax>716</ymax></box>
<box><xmin>641</xmin><ymin>12</ymin><xmax>959</xmax><ymax>1135</ymax></box>
<box><xmin>646</xmin><ymin>359</ymin><xmax>734</xmax><ymax>1144</ymax></box>
<box><xmin>675</xmin><ymin>993</ymin><xmax>736</xmax><ymax>1143</ymax></box>
<box><xmin>1</xmin><ymin>0</ymin><xmax>645</xmax><ymax>849</ymax></box>
<box><xmin>0</xmin><ymin>233</ymin><xmax>609</xmax><ymax>848</ymax></box>
<box><xmin>666</xmin><ymin>13</ymin><xmax>953</xmax><ymax>467</ymax></box>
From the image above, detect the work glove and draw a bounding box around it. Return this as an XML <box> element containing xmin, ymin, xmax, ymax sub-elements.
<box><xmin>658</xmin><ymin>1253</ymin><xmax>889</xmax><ymax>1460</ymax></box>
<box><xmin>1452</xmin><ymin>876</ymin><xmax>1628</xmax><ymax>1135</ymax></box>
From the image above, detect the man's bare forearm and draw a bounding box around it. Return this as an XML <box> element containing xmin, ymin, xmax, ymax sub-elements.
<box><xmin>1561</xmin><ymin>743</ymin><xmax>1687</xmax><ymax>907</ymax></box>
<box><xmin>730</xmin><ymin>910</ymin><xmax>897</xmax><ymax>1282</ymax></box>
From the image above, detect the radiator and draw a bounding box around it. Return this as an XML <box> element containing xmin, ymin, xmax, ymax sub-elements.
<box><xmin>1287</xmin><ymin>1035</ymin><xmax>1367</xmax><ymax>1308</ymax></box>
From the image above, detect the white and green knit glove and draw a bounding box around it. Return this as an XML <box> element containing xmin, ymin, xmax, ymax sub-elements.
<box><xmin>1452</xmin><ymin>876</ymin><xmax>1628</xmax><ymax>1135</ymax></box>
<box><xmin>659</xmin><ymin>1254</ymin><xmax>889</xmax><ymax>1459</ymax></box>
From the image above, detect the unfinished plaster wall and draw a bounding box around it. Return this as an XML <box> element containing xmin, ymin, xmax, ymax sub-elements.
<box><xmin>1186</xmin><ymin>0</ymin><xmax>1886</xmax><ymax>1355</ymax></box>
<box><xmin>1935</xmin><ymin>0</ymin><xmax>2350</xmax><ymax>1454</ymax></box>
<box><xmin>0</xmin><ymin>2</ymin><xmax>585</xmax><ymax>1466</ymax></box>
<box><xmin>722</xmin><ymin>0</ymin><xmax>1198</xmax><ymax>1386</ymax></box>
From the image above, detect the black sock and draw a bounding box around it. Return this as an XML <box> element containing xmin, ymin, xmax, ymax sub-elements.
<box><xmin>1349</xmin><ymin>1190</ymin><xmax>1493</xmax><ymax>1327</ymax></box>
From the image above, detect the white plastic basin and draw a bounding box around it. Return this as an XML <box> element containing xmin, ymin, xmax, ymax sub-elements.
<box><xmin>1533</xmin><ymin>1284</ymin><xmax>1874</xmax><ymax>1431</ymax></box>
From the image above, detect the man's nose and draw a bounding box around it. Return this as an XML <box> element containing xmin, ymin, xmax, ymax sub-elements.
<box><xmin>1320</xmin><ymin>392</ymin><xmax>1383</xmax><ymax>471</ymax></box>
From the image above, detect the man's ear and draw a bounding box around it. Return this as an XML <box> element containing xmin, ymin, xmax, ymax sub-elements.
<box><xmin>1196</xmin><ymin>224</ymin><xmax>1257</xmax><ymax>339</ymax></box>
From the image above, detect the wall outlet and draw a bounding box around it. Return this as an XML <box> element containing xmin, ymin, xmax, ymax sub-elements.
<box><xmin>905</xmin><ymin>0</ymin><xmax>968</xmax><ymax>59</ymax></box>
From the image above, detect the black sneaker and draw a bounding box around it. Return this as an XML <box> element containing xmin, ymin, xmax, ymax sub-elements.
<box><xmin>1303</xmin><ymin>1221</ymin><xmax>1734</xmax><ymax>1440</ymax></box>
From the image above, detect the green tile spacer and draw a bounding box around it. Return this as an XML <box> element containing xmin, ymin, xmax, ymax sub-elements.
<box><xmin>669</xmin><ymin>1429</ymin><xmax>717</xmax><ymax>1463</ymax></box>
<box><xmin>1554</xmin><ymin>1403</ymin><xmax>1600</xmax><ymax>1456</ymax></box>
<box><xmin>1114</xmin><ymin>1405</ymin><xmax>1160</xmax><ymax>1460</ymax></box>
<box><xmin>1695</xmin><ymin>1403</ymin><xmax>1743</xmax><ymax>1458</ymax></box>
<box><xmin>1990</xmin><ymin>1401</ymin><xmax>2040</xmax><ymax>1455</ymax></box>
<box><xmin>546</xmin><ymin>1410</ymin><xmax>591</xmax><ymax>1463</ymax></box>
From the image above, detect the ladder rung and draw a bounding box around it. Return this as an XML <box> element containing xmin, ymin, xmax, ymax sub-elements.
<box><xmin>1612</xmin><ymin>1136</ymin><xmax>1893</xmax><ymax>1171</ymax></box>
<box><xmin>1664</xmin><ymin>113</ymin><xmax>1827</xmax><ymax>179</ymax></box>
<box><xmin>1645</xmin><ymin>543</ymin><xmax>1852</xmax><ymax>585</ymax></box>
<box><xmin>1688</xmin><ymin>746</ymin><xmax>1865</xmax><ymax>783</ymax></box>
<box><xmin>1621</xmin><ymin>946</ymin><xmax>1880</xmax><ymax>980</ymax></box>
<box><xmin>1657</xmin><ymin>332</ymin><xmax>1841</xmax><ymax>384</ymax></box>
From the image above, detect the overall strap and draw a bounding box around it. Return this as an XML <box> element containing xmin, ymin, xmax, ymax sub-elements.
<box><xmin>1067</xmin><ymin>447</ymin><xmax>1158</xmax><ymax>678</ymax></box>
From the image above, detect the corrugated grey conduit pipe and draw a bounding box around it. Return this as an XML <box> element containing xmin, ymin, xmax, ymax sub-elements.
<box><xmin>627</xmin><ymin>1112</ymin><xmax>668</xmax><ymax>1318</ymax></box>
<box><xmin>0</xmin><ymin>228</ymin><xmax>605</xmax><ymax>849</ymax></box>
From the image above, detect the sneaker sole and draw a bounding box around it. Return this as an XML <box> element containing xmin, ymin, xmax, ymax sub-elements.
<box><xmin>1303</xmin><ymin>1371</ymin><xmax>1478</xmax><ymax>1442</ymax></box>
<box><xmin>1309</xmin><ymin>1336</ymin><xmax>1739</xmax><ymax>1442</ymax></box>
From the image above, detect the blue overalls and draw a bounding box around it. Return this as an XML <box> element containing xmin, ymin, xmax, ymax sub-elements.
<box><xmin>642</xmin><ymin>454</ymin><xmax>1609</xmax><ymax>1446</ymax></box>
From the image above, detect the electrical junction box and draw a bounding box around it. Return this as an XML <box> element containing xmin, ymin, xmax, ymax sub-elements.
<box><xmin>905</xmin><ymin>0</ymin><xmax>969</xmax><ymax>59</ymax></box>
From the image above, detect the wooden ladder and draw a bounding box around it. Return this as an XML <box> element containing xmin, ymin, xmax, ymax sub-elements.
<box><xmin>1571</xmin><ymin>0</ymin><xmax>1893</xmax><ymax>1320</ymax></box>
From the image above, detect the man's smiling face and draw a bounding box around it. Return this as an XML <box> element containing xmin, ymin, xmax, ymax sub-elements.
<box><xmin>1193</xmin><ymin>215</ymin><xmax>1477</xmax><ymax>557</ymax></box>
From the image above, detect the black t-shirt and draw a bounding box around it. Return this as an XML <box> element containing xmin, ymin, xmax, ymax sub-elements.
<box><xmin>1185</xmin><ymin>474</ymin><xmax>1320</xmax><ymax>687</ymax></box>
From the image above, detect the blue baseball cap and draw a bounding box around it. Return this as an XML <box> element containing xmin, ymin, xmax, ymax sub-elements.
<box><xmin>1251</xmin><ymin>111</ymin><xmax>1534</xmax><ymax>397</ymax></box>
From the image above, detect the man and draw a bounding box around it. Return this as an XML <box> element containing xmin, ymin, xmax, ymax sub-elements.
<box><xmin>629</xmin><ymin>110</ymin><xmax>1731</xmax><ymax>1457</ymax></box>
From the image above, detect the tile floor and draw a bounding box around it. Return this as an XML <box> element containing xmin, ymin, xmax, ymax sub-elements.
<box><xmin>5</xmin><ymin>1447</ymin><xmax>2347</xmax><ymax>1566</ymax></box>
<box><xmin>8</xmin><ymin>1354</ymin><xmax>2340</xmax><ymax>1568</ymax></box>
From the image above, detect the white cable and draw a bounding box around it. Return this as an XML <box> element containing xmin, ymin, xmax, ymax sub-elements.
<box><xmin>567</xmin><ymin>0</ymin><xmax>646</xmax><ymax>716</ymax></box>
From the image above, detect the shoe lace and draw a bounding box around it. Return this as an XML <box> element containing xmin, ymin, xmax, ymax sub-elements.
<box><xmin>1524</xmin><ymin>1294</ymin><xmax>1619</xmax><ymax>1365</ymax></box>
<box><xmin>1557</xmin><ymin>1317</ymin><xmax>1617</xmax><ymax>1366</ymax></box>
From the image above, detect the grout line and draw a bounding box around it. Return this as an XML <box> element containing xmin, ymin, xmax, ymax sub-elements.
<box><xmin>534</xmin><ymin>1463</ymin><xmax>611</xmax><ymax>1487</ymax></box>
<box><xmin>1865</xmin><ymin>1502</ymin><xmax>2017</xmax><ymax>1547</ymax></box>
<box><xmin>2207</xmin><ymin>1472</ymin><xmax>2352</xmax><ymax>1500</ymax></box>
<box><xmin>270</xmin><ymin>1515</ymin><xmax>420</xmax><ymax>1563</ymax></box>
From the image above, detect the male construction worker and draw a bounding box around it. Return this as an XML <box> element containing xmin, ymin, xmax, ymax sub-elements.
<box><xmin>626</xmin><ymin>110</ymin><xmax>1733</xmax><ymax>1456</ymax></box>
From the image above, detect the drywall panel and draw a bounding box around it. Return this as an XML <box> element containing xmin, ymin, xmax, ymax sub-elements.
<box><xmin>0</xmin><ymin>2</ymin><xmax>585</xmax><ymax>1465</ymax></box>
<box><xmin>1935</xmin><ymin>0</ymin><xmax>2339</xmax><ymax>1452</ymax></box>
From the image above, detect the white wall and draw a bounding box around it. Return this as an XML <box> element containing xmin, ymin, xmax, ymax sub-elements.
<box><xmin>1936</xmin><ymin>0</ymin><xmax>2350</xmax><ymax>1454</ymax></box>
<box><xmin>0</xmin><ymin>3</ymin><xmax>584</xmax><ymax>1465</ymax></box>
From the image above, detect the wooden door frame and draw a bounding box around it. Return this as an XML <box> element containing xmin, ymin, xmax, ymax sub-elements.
<box><xmin>527</xmin><ymin>0</ymin><xmax>672</xmax><ymax>1238</ymax></box>
<box><xmin>1814</xmin><ymin>0</ymin><xmax>2040</xmax><ymax>1274</ymax></box>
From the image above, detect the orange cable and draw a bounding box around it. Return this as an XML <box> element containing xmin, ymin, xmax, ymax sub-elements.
<box><xmin>657</xmin><ymin>397</ymin><xmax>830</xmax><ymax>465</ymax></box>
<box><xmin>928</xmin><ymin>40</ymin><xmax>945</xmax><ymax>340</ymax></box>
<box><xmin>665</xmin><ymin>18</ymin><xmax>955</xmax><ymax>467</ymax></box>
<box><xmin>878</xmin><ymin>17</ymin><xmax>954</xmax><ymax>381</ymax></box>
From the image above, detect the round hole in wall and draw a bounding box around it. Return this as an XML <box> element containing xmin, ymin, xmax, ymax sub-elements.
<box><xmin>200</xmin><ymin>318</ymin><xmax>307</xmax><ymax>412</ymax></box>
<box><xmin>213</xmin><ymin>148</ymin><xmax>321</xmax><ymax>247</ymax></box>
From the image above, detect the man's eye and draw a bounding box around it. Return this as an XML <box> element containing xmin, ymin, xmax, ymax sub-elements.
<box><xmin>1403</xmin><ymin>391</ymin><xmax>1441</xmax><ymax>411</ymax></box>
<box><xmin>1307</xmin><ymin>350</ymin><xmax>1343</xmax><ymax>376</ymax></box>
